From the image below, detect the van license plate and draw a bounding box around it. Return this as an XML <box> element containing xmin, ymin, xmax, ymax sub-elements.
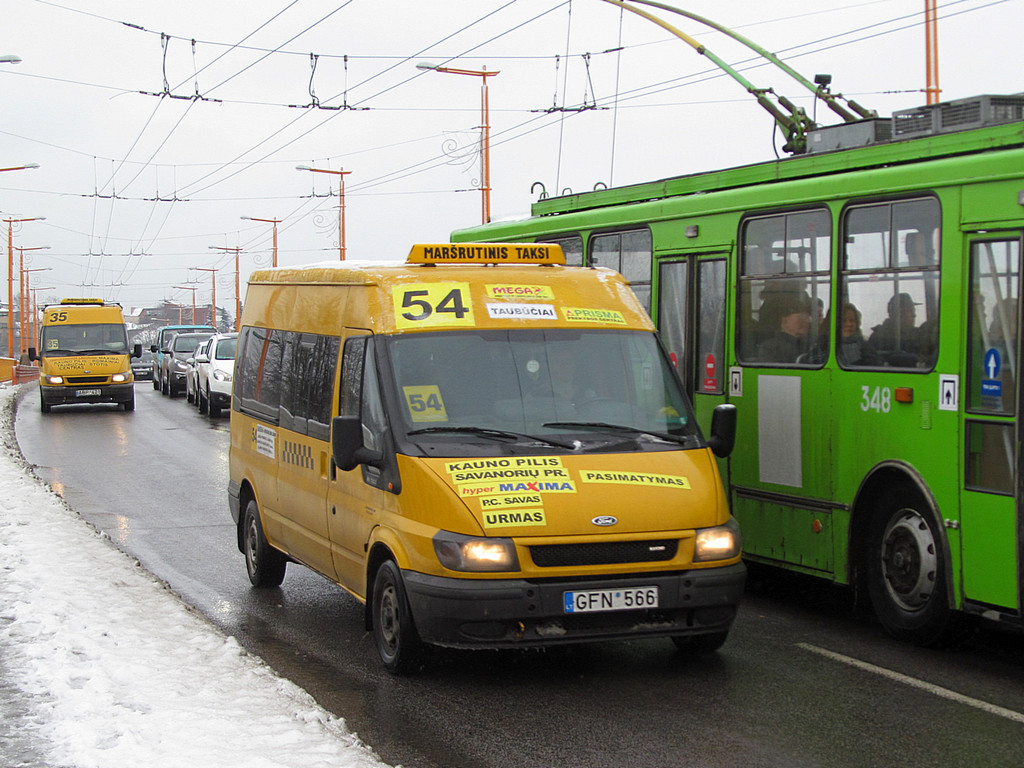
<box><xmin>76</xmin><ymin>389</ymin><xmax>101</xmax><ymax>397</ymax></box>
<box><xmin>563</xmin><ymin>586</ymin><xmax>658</xmax><ymax>613</ymax></box>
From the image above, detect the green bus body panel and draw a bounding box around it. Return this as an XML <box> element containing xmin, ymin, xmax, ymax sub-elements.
<box><xmin>453</xmin><ymin>118</ymin><xmax>1024</xmax><ymax>619</ymax></box>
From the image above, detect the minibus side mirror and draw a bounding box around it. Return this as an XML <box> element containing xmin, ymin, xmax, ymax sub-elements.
<box><xmin>131</xmin><ymin>343</ymin><xmax>142</xmax><ymax>359</ymax></box>
<box><xmin>707</xmin><ymin>403</ymin><xmax>737</xmax><ymax>458</ymax></box>
<box><xmin>28</xmin><ymin>347</ymin><xmax>39</xmax><ymax>362</ymax></box>
<box><xmin>332</xmin><ymin>415</ymin><xmax>383</xmax><ymax>472</ymax></box>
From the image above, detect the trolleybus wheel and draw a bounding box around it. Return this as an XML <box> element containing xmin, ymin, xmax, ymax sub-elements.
<box><xmin>242</xmin><ymin>500</ymin><xmax>286</xmax><ymax>588</ymax></box>
<box><xmin>866</xmin><ymin>499</ymin><xmax>953</xmax><ymax>645</ymax></box>
<box><xmin>372</xmin><ymin>560</ymin><xmax>423</xmax><ymax>674</ymax></box>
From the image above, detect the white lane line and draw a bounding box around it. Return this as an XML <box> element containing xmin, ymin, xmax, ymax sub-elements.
<box><xmin>798</xmin><ymin>643</ymin><xmax>1024</xmax><ymax>725</ymax></box>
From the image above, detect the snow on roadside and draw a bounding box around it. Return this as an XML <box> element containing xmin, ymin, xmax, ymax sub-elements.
<box><xmin>0</xmin><ymin>384</ymin><xmax>391</xmax><ymax>768</ymax></box>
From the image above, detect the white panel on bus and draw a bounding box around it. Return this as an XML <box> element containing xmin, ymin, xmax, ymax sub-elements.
<box><xmin>757</xmin><ymin>375</ymin><xmax>803</xmax><ymax>487</ymax></box>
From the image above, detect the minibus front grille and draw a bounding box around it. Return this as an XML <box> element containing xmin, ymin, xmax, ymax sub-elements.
<box><xmin>529</xmin><ymin>540</ymin><xmax>678</xmax><ymax>567</ymax></box>
<box><xmin>66</xmin><ymin>376</ymin><xmax>108</xmax><ymax>384</ymax></box>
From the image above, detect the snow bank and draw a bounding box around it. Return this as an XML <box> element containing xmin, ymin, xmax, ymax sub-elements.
<box><xmin>0</xmin><ymin>384</ymin><xmax>390</xmax><ymax>768</ymax></box>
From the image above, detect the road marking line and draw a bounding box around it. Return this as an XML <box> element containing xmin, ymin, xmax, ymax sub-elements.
<box><xmin>798</xmin><ymin>643</ymin><xmax>1024</xmax><ymax>725</ymax></box>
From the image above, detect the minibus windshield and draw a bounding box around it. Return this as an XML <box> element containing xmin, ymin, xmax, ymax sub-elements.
<box><xmin>385</xmin><ymin>328</ymin><xmax>701</xmax><ymax>452</ymax></box>
<box><xmin>40</xmin><ymin>323</ymin><xmax>129</xmax><ymax>356</ymax></box>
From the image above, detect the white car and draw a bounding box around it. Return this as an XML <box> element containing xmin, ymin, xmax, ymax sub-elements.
<box><xmin>195</xmin><ymin>333</ymin><xmax>237</xmax><ymax>418</ymax></box>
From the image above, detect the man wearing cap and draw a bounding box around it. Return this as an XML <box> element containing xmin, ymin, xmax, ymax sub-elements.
<box><xmin>757</xmin><ymin>294</ymin><xmax>813</xmax><ymax>363</ymax></box>
<box><xmin>868</xmin><ymin>292</ymin><xmax>922</xmax><ymax>365</ymax></box>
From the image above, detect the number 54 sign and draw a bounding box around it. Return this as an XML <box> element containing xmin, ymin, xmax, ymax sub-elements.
<box><xmin>393</xmin><ymin>283</ymin><xmax>475</xmax><ymax>329</ymax></box>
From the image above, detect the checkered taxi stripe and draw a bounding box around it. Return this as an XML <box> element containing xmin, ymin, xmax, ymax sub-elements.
<box><xmin>282</xmin><ymin>440</ymin><xmax>314</xmax><ymax>471</ymax></box>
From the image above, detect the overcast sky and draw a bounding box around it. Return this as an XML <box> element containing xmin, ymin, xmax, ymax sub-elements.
<box><xmin>1</xmin><ymin>0</ymin><xmax>1021</xmax><ymax>314</ymax></box>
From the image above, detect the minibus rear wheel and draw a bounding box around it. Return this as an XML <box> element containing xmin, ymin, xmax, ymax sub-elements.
<box><xmin>372</xmin><ymin>560</ymin><xmax>423</xmax><ymax>673</ymax></box>
<box><xmin>243</xmin><ymin>500</ymin><xmax>286</xmax><ymax>587</ymax></box>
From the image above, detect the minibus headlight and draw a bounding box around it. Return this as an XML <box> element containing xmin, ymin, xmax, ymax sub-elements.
<box><xmin>46</xmin><ymin>375</ymin><xmax>64</xmax><ymax>385</ymax></box>
<box><xmin>112</xmin><ymin>372</ymin><xmax>128</xmax><ymax>383</ymax></box>
<box><xmin>433</xmin><ymin>531</ymin><xmax>519</xmax><ymax>572</ymax></box>
<box><xmin>693</xmin><ymin>518</ymin><xmax>742</xmax><ymax>562</ymax></box>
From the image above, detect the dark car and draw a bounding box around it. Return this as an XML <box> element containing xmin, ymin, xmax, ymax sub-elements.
<box><xmin>150</xmin><ymin>324</ymin><xmax>216</xmax><ymax>391</ymax></box>
<box><xmin>131</xmin><ymin>349</ymin><xmax>154</xmax><ymax>380</ymax></box>
<box><xmin>160</xmin><ymin>332</ymin><xmax>213</xmax><ymax>397</ymax></box>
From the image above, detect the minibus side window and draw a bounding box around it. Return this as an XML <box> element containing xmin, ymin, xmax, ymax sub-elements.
<box><xmin>361</xmin><ymin>343</ymin><xmax>387</xmax><ymax>454</ymax></box>
<box><xmin>279</xmin><ymin>332</ymin><xmax>305</xmax><ymax>434</ymax></box>
<box><xmin>277</xmin><ymin>332</ymin><xmax>340</xmax><ymax>440</ymax></box>
<box><xmin>340</xmin><ymin>335</ymin><xmax>397</xmax><ymax>491</ymax></box>
<box><xmin>307</xmin><ymin>335</ymin><xmax>341</xmax><ymax>441</ymax></box>
<box><xmin>236</xmin><ymin>326</ymin><xmax>282</xmax><ymax>423</ymax></box>
<box><xmin>340</xmin><ymin>336</ymin><xmax>367</xmax><ymax>419</ymax></box>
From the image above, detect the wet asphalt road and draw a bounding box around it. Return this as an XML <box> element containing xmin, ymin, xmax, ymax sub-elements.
<box><xmin>14</xmin><ymin>384</ymin><xmax>1024</xmax><ymax>768</ymax></box>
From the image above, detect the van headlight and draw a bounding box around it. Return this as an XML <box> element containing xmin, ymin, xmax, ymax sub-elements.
<box><xmin>433</xmin><ymin>531</ymin><xmax>519</xmax><ymax>572</ymax></box>
<box><xmin>46</xmin><ymin>375</ymin><xmax>64</xmax><ymax>385</ymax></box>
<box><xmin>213</xmin><ymin>369</ymin><xmax>232</xmax><ymax>382</ymax></box>
<box><xmin>693</xmin><ymin>518</ymin><xmax>742</xmax><ymax>562</ymax></box>
<box><xmin>112</xmin><ymin>372</ymin><xmax>128</xmax><ymax>383</ymax></box>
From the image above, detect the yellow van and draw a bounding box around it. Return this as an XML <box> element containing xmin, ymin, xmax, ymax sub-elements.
<box><xmin>30</xmin><ymin>298</ymin><xmax>141</xmax><ymax>413</ymax></box>
<box><xmin>229</xmin><ymin>244</ymin><xmax>743</xmax><ymax>672</ymax></box>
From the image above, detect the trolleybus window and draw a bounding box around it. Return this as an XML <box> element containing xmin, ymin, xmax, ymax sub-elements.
<box><xmin>658</xmin><ymin>258</ymin><xmax>727</xmax><ymax>394</ymax></box>
<box><xmin>840</xmin><ymin>198</ymin><xmax>940</xmax><ymax>370</ymax></box>
<box><xmin>965</xmin><ymin>238</ymin><xmax>1019</xmax><ymax>494</ymax></box>
<box><xmin>591</xmin><ymin>230</ymin><xmax>652</xmax><ymax>312</ymax></box>
<box><xmin>542</xmin><ymin>235</ymin><xmax>584</xmax><ymax>266</ymax></box>
<box><xmin>737</xmin><ymin>210</ymin><xmax>830</xmax><ymax>365</ymax></box>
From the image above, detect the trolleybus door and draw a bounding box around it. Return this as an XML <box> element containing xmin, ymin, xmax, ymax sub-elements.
<box><xmin>657</xmin><ymin>255</ymin><xmax>728</xmax><ymax>429</ymax></box>
<box><xmin>962</xmin><ymin>235</ymin><xmax>1022</xmax><ymax>614</ymax></box>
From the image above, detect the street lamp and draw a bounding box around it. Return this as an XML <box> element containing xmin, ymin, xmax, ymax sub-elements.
<box><xmin>18</xmin><ymin>247</ymin><xmax>50</xmax><ymax>354</ymax></box>
<box><xmin>240</xmin><ymin>216</ymin><xmax>280</xmax><ymax>268</ymax></box>
<box><xmin>22</xmin><ymin>267</ymin><xmax>50</xmax><ymax>353</ymax></box>
<box><xmin>296</xmin><ymin>165</ymin><xmax>351</xmax><ymax>260</ymax></box>
<box><xmin>195</xmin><ymin>267</ymin><xmax>218</xmax><ymax>330</ymax></box>
<box><xmin>4</xmin><ymin>215</ymin><xmax>44</xmax><ymax>357</ymax></box>
<box><xmin>210</xmin><ymin>246</ymin><xmax>242</xmax><ymax>331</ymax></box>
<box><xmin>0</xmin><ymin>163</ymin><xmax>39</xmax><ymax>173</ymax></box>
<box><xmin>416</xmin><ymin>62</ymin><xmax>499</xmax><ymax>224</ymax></box>
<box><xmin>174</xmin><ymin>285</ymin><xmax>198</xmax><ymax>324</ymax></box>
<box><xmin>0</xmin><ymin>55</ymin><xmax>22</xmax><ymax>65</ymax></box>
<box><xmin>29</xmin><ymin>285</ymin><xmax>54</xmax><ymax>349</ymax></box>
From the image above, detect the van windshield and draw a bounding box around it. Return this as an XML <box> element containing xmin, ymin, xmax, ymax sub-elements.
<box><xmin>384</xmin><ymin>329</ymin><xmax>701</xmax><ymax>452</ymax></box>
<box><xmin>40</xmin><ymin>323</ymin><xmax>129</xmax><ymax>356</ymax></box>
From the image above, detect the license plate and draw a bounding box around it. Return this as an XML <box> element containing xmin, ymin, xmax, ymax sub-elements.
<box><xmin>75</xmin><ymin>389</ymin><xmax>101</xmax><ymax>397</ymax></box>
<box><xmin>563</xmin><ymin>586</ymin><xmax>659</xmax><ymax>614</ymax></box>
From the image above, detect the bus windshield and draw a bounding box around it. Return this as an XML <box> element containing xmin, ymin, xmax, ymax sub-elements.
<box><xmin>41</xmin><ymin>323</ymin><xmax>129</xmax><ymax>356</ymax></box>
<box><xmin>385</xmin><ymin>328</ymin><xmax>700</xmax><ymax>451</ymax></box>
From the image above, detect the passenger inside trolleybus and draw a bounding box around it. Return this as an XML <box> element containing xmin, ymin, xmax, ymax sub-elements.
<box><xmin>756</xmin><ymin>293</ymin><xmax>814</xmax><ymax>363</ymax></box>
<box><xmin>868</xmin><ymin>292</ymin><xmax>924</xmax><ymax>367</ymax></box>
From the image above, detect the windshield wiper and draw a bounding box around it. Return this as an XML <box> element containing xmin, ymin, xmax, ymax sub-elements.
<box><xmin>407</xmin><ymin>425</ymin><xmax>577</xmax><ymax>449</ymax></box>
<box><xmin>543</xmin><ymin>421</ymin><xmax>689</xmax><ymax>445</ymax></box>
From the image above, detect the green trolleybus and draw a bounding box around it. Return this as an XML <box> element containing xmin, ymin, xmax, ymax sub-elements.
<box><xmin>451</xmin><ymin>93</ymin><xmax>1024</xmax><ymax>644</ymax></box>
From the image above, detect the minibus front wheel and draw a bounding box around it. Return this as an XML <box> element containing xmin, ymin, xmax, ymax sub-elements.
<box><xmin>242</xmin><ymin>500</ymin><xmax>286</xmax><ymax>588</ymax></box>
<box><xmin>372</xmin><ymin>560</ymin><xmax>424</xmax><ymax>674</ymax></box>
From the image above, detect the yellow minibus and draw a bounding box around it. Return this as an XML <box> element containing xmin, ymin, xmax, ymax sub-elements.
<box><xmin>229</xmin><ymin>243</ymin><xmax>744</xmax><ymax>672</ymax></box>
<box><xmin>30</xmin><ymin>298</ymin><xmax>141</xmax><ymax>413</ymax></box>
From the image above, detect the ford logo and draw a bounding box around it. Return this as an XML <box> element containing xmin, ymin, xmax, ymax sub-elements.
<box><xmin>591</xmin><ymin>515</ymin><xmax>618</xmax><ymax>527</ymax></box>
